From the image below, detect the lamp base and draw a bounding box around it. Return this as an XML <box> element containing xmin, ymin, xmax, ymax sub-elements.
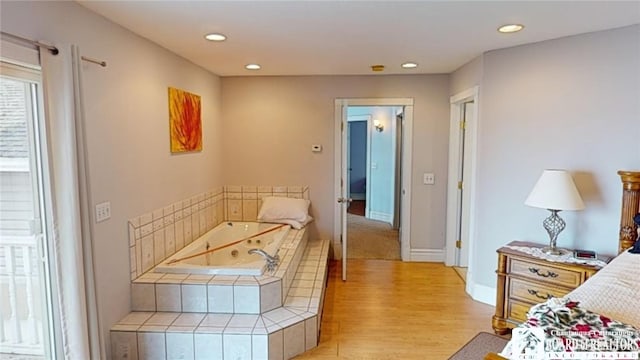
<box><xmin>542</xmin><ymin>246</ymin><xmax>569</xmax><ymax>256</ymax></box>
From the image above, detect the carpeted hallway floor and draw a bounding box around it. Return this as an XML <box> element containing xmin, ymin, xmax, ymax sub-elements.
<box><xmin>347</xmin><ymin>213</ymin><xmax>400</xmax><ymax>260</ymax></box>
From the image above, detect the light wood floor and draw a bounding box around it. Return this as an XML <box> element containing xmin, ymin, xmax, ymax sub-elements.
<box><xmin>453</xmin><ymin>266</ymin><xmax>468</xmax><ymax>283</ymax></box>
<box><xmin>295</xmin><ymin>259</ymin><xmax>495</xmax><ymax>359</ymax></box>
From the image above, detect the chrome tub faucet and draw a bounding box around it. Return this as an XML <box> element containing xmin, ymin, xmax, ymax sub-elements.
<box><xmin>248</xmin><ymin>248</ymin><xmax>280</xmax><ymax>272</ymax></box>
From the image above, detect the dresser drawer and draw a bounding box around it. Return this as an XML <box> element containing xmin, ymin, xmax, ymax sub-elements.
<box><xmin>509</xmin><ymin>258</ymin><xmax>582</xmax><ymax>288</ymax></box>
<box><xmin>508</xmin><ymin>299</ymin><xmax>531</xmax><ymax>323</ymax></box>
<box><xmin>509</xmin><ymin>278</ymin><xmax>570</xmax><ymax>303</ymax></box>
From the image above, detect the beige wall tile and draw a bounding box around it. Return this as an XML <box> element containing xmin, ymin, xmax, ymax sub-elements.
<box><xmin>227</xmin><ymin>199</ymin><xmax>242</xmax><ymax>221</ymax></box>
<box><xmin>242</xmin><ymin>199</ymin><xmax>258</xmax><ymax>221</ymax></box>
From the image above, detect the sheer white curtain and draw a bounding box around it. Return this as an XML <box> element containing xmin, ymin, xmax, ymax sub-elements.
<box><xmin>40</xmin><ymin>44</ymin><xmax>102</xmax><ymax>360</ymax></box>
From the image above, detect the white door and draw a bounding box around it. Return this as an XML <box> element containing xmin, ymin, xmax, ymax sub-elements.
<box><xmin>339</xmin><ymin>105</ymin><xmax>351</xmax><ymax>281</ymax></box>
<box><xmin>446</xmin><ymin>86</ymin><xmax>479</xmax><ymax>269</ymax></box>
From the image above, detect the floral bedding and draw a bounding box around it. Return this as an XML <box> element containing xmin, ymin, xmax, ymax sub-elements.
<box><xmin>500</xmin><ymin>298</ymin><xmax>640</xmax><ymax>359</ymax></box>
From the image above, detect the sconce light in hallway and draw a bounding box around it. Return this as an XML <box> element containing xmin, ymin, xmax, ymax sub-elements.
<box><xmin>373</xmin><ymin>120</ymin><xmax>384</xmax><ymax>132</ymax></box>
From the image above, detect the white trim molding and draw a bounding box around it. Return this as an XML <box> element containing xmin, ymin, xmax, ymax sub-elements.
<box><xmin>409</xmin><ymin>248</ymin><xmax>444</xmax><ymax>262</ymax></box>
<box><xmin>466</xmin><ymin>281</ymin><xmax>496</xmax><ymax>306</ymax></box>
<box><xmin>369</xmin><ymin>211</ymin><xmax>392</xmax><ymax>223</ymax></box>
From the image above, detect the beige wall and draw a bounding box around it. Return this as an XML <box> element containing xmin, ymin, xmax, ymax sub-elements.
<box><xmin>467</xmin><ymin>25</ymin><xmax>640</xmax><ymax>290</ymax></box>
<box><xmin>449</xmin><ymin>55</ymin><xmax>483</xmax><ymax>96</ymax></box>
<box><xmin>1</xmin><ymin>1</ymin><xmax>223</xmax><ymax>357</ymax></box>
<box><xmin>221</xmin><ymin>75</ymin><xmax>451</xmax><ymax>253</ymax></box>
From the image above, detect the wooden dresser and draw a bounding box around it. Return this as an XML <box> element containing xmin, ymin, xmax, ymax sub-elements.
<box><xmin>491</xmin><ymin>241</ymin><xmax>611</xmax><ymax>335</ymax></box>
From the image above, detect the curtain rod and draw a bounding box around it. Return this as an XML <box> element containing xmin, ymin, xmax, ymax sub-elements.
<box><xmin>81</xmin><ymin>56</ymin><xmax>107</xmax><ymax>68</ymax></box>
<box><xmin>1</xmin><ymin>31</ymin><xmax>59</xmax><ymax>55</ymax></box>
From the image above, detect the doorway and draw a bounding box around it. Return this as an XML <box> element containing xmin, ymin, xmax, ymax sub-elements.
<box><xmin>346</xmin><ymin>107</ymin><xmax>401</xmax><ymax>261</ymax></box>
<box><xmin>346</xmin><ymin>115</ymin><xmax>369</xmax><ymax>217</ymax></box>
<box><xmin>334</xmin><ymin>98</ymin><xmax>414</xmax><ymax>281</ymax></box>
<box><xmin>445</xmin><ymin>87</ymin><xmax>479</xmax><ymax>292</ymax></box>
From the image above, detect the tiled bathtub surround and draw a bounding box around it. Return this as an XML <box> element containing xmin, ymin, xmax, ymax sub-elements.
<box><xmin>128</xmin><ymin>188</ymin><xmax>225</xmax><ymax>280</ymax></box>
<box><xmin>128</xmin><ymin>186</ymin><xmax>310</xmax><ymax>281</ymax></box>
<box><xmin>130</xmin><ymin>229</ymin><xmax>309</xmax><ymax>314</ymax></box>
<box><xmin>111</xmin><ymin>238</ymin><xmax>330</xmax><ymax>360</ymax></box>
<box><xmin>224</xmin><ymin>186</ymin><xmax>310</xmax><ymax>222</ymax></box>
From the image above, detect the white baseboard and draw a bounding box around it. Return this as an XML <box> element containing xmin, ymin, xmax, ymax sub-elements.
<box><xmin>466</xmin><ymin>280</ymin><xmax>496</xmax><ymax>306</ymax></box>
<box><xmin>408</xmin><ymin>248</ymin><xmax>444</xmax><ymax>262</ymax></box>
<box><xmin>369</xmin><ymin>211</ymin><xmax>392</xmax><ymax>223</ymax></box>
<box><xmin>349</xmin><ymin>193</ymin><xmax>365</xmax><ymax>200</ymax></box>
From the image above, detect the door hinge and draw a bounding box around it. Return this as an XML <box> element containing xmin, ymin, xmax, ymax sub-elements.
<box><xmin>456</xmin><ymin>240</ymin><xmax>462</xmax><ymax>248</ymax></box>
<box><xmin>341</xmin><ymin>121</ymin><xmax>344</xmax><ymax>132</ymax></box>
<box><xmin>460</xmin><ymin>121</ymin><xmax>466</xmax><ymax>130</ymax></box>
<box><xmin>340</xmin><ymin>234</ymin><xmax>343</xmax><ymax>244</ymax></box>
<box><xmin>457</xmin><ymin>181</ymin><xmax>463</xmax><ymax>190</ymax></box>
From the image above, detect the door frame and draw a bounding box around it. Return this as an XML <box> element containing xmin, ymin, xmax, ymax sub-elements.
<box><xmin>445</xmin><ymin>87</ymin><xmax>479</xmax><ymax>286</ymax></box>
<box><xmin>334</xmin><ymin>98</ymin><xmax>414</xmax><ymax>277</ymax></box>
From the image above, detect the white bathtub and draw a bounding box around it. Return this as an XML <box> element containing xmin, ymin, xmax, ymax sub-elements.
<box><xmin>154</xmin><ymin>221</ymin><xmax>290</xmax><ymax>276</ymax></box>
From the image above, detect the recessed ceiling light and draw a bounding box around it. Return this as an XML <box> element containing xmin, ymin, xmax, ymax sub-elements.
<box><xmin>401</xmin><ymin>62</ymin><xmax>418</xmax><ymax>69</ymax></box>
<box><xmin>205</xmin><ymin>33</ymin><xmax>227</xmax><ymax>41</ymax></box>
<box><xmin>245</xmin><ymin>63</ymin><xmax>261</xmax><ymax>70</ymax></box>
<box><xmin>497</xmin><ymin>24</ymin><xmax>524</xmax><ymax>33</ymax></box>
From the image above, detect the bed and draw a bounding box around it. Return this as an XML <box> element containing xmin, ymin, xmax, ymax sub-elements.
<box><xmin>485</xmin><ymin>170</ymin><xmax>640</xmax><ymax>360</ymax></box>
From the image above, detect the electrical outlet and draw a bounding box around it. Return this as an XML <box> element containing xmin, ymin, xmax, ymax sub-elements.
<box><xmin>423</xmin><ymin>173</ymin><xmax>435</xmax><ymax>185</ymax></box>
<box><xmin>95</xmin><ymin>201</ymin><xmax>111</xmax><ymax>222</ymax></box>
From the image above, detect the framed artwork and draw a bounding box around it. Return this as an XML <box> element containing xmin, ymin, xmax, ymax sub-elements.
<box><xmin>168</xmin><ymin>87</ymin><xmax>202</xmax><ymax>153</ymax></box>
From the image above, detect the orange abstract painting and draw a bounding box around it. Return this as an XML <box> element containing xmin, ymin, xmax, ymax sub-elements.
<box><xmin>169</xmin><ymin>87</ymin><xmax>202</xmax><ymax>153</ymax></box>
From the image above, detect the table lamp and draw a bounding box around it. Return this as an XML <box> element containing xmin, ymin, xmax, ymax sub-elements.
<box><xmin>525</xmin><ymin>169</ymin><xmax>585</xmax><ymax>255</ymax></box>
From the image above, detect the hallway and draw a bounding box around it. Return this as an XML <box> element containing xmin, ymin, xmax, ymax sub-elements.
<box><xmin>346</xmin><ymin>212</ymin><xmax>400</xmax><ymax>260</ymax></box>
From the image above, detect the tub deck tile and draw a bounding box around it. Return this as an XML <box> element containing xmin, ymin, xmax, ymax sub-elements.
<box><xmin>160</xmin><ymin>273</ymin><xmax>189</xmax><ymax>283</ymax></box>
<box><xmin>184</xmin><ymin>274</ymin><xmax>214</xmax><ymax>284</ymax></box>
<box><xmin>173</xmin><ymin>313</ymin><xmax>206</xmax><ymax>327</ymax></box>
<box><xmin>111</xmin><ymin>324</ymin><xmax>141</xmax><ymax>332</ymax></box>
<box><xmin>194</xmin><ymin>326</ymin><xmax>225</xmax><ymax>334</ymax></box>
<box><xmin>255</xmin><ymin>275</ymin><xmax>280</xmax><ymax>285</ymax></box>
<box><xmin>133</xmin><ymin>272</ymin><xmax>164</xmax><ymax>283</ymax></box>
<box><xmin>210</xmin><ymin>275</ymin><xmax>238</xmax><ymax>284</ymax></box>
<box><xmin>200</xmin><ymin>313</ymin><xmax>233</xmax><ymax>327</ymax></box>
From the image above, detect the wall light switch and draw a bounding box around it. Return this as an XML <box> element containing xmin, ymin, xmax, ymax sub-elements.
<box><xmin>95</xmin><ymin>201</ymin><xmax>111</xmax><ymax>223</ymax></box>
<box><xmin>423</xmin><ymin>173</ymin><xmax>435</xmax><ymax>185</ymax></box>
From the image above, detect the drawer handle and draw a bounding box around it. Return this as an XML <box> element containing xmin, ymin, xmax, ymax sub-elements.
<box><xmin>528</xmin><ymin>267</ymin><xmax>559</xmax><ymax>278</ymax></box>
<box><xmin>528</xmin><ymin>289</ymin><xmax>552</xmax><ymax>300</ymax></box>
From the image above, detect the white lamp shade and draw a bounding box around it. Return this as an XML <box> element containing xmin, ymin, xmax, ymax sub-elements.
<box><xmin>525</xmin><ymin>169</ymin><xmax>585</xmax><ymax>211</ymax></box>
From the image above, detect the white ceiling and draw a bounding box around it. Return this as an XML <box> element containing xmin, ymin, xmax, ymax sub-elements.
<box><xmin>78</xmin><ymin>1</ymin><xmax>640</xmax><ymax>76</ymax></box>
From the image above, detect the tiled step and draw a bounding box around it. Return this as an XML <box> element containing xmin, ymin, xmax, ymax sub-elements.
<box><xmin>111</xmin><ymin>239</ymin><xmax>330</xmax><ymax>360</ymax></box>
